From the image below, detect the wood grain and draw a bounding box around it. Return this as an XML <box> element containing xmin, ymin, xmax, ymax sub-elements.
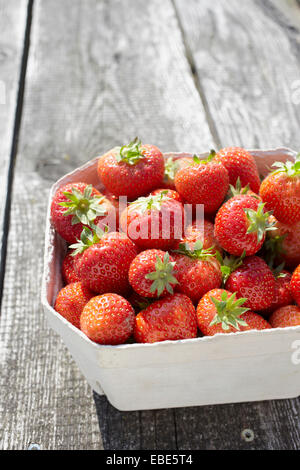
<box><xmin>0</xmin><ymin>0</ymin><xmax>28</xmax><ymax>283</ymax></box>
<box><xmin>173</xmin><ymin>0</ymin><xmax>300</xmax><ymax>150</ymax></box>
<box><xmin>0</xmin><ymin>0</ymin><xmax>213</xmax><ymax>450</ymax></box>
<box><xmin>172</xmin><ymin>0</ymin><xmax>300</xmax><ymax>450</ymax></box>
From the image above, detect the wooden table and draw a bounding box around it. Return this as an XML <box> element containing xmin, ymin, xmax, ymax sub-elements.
<box><xmin>0</xmin><ymin>0</ymin><xmax>299</xmax><ymax>450</ymax></box>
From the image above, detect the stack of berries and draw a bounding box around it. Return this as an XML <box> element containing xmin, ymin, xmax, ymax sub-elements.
<box><xmin>51</xmin><ymin>139</ymin><xmax>300</xmax><ymax>345</ymax></box>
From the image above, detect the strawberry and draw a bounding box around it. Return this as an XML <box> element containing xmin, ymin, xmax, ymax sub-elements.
<box><xmin>225</xmin><ymin>256</ymin><xmax>275</xmax><ymax>311</ymax></box>
<box><xmin>129</xmin><ymin>250</ymin><xmax>178</xmax><ymax>298</ymax></box>
<box><xmin>72</xmin><ymin>227</ymin><xmax>138</xmax><ymax>295</ymax></box>
<box><xmin>134</xmin><ymin>293</ymin><xmax>197</xmax><ymax>343</ymax></box>
<box><xmin>265</xmin><ymin>216</ymin><xmax>300</xmax><ymax>269</ymax></box>
<box><xmin>214</xmin><ymin>195</ymin><xmax>275</xmax><ymax>256</ymax></box>
<box><xmin>120</xmin><ymin>191</ymin><xmax>184</xmax><ymax>250</ymax></box>
<box><xmin>80</xmin><ymin>294</ymin><xmax>135</xmax><ymax>345</ymax></box>
<box><xmin>150</xmin><ymin>188</ymin><xmax>183</xmax><ymax>203</ymax></box>
<box><xmin>97</xmin><ymin>138</ymin><xmax>165</xmax><ymax>200</ymax></box>
<box><xmin>55</xmin><ymin>282</ymin><xmax>94</xmax><ymax>328</ymax></box>
<box><xmin>162</xmin><ymin>156</ymin><xmax>192</xmax><ymax>190</ymax></box>
<box><xmin>215</xmin><ymin>147</ymin><xmax>261</xmax><ymax>193</ymax></box>
<box><xmin>291</xmin><ymin>265</ymin><xmax>300</xmax><ymax>306</ymax></box>
<box><xmin>51</xmin><ymin>183</ymin><xmax>115</xmax><ymax>244</ymax></box>
<box><xmin>172</xmin><ymin>241</ymin><xmax>222</xmax><ymax>303</ymax></box>
<box><xmin>196</xmin><ymin>289</ymin><xmax>271</xmax><ymax>336</ymax></box>
<box><xmin>260</xmin><ymin>155</ymin><xmax>300</xmax><ymax>224</ymax></box>
<box><xmin>269</xmin><ymin>305</ymin><xmax>300</xmax><ymax>328</ymax></box>
<box><xmin>174</xmin><ymin>219</ymin><xmax>223</xmax><ymax>255</ymax></box>
<box><xmin>260</xmin><ymin>270</ymin><xmax>292</xmax><ymax>316</ymax></box>
<box><xmin>62</xmin><ymin>251</ymin><xmax>81</xmax><ymax>284</ymax></box>
<box><xmin>174</xmin><ymin>152</ymin><xmax>229</xmax><ymax>214</ymax></box>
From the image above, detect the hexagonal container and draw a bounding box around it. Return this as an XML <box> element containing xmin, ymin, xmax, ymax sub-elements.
<box><xmin>42</xmin><ymin>148</ymin><xmax>300</xmax><ymax>411</ymax></box>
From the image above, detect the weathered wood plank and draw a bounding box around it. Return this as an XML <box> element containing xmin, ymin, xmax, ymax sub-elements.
<box><xmin>0</xmin><ymin>0</ymin><xmax>28</xmax><ymax>289</ymax></box>
<box><xmin>173</xmin><ymin>0</ymin><xmax>300</xmax><ymax>149</ymax></box>
<box><xmin>0</xmin><ymin>0</ymin><xmax>213</xmax><ymax>450</ymax></box>
<box><xmin>173</xmin><ymin>0</ymin><xmax>300</xmax><ymax>450</ymax></box>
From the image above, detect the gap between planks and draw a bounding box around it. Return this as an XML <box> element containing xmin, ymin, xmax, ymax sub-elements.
<box><xmin>0</xmin><ymin>0</ymin><xmax>34</xmax><ymax>310</ymax></box>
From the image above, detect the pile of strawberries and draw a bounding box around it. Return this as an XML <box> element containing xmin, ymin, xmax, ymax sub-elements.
<box><xmin>51</xmin><ymin>139</ymin><xmax>300</xmax><ymax>345</ymax></box>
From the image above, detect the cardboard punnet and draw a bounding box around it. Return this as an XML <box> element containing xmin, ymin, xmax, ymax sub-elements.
<box><xmin>42</xmin><ymin>148</ymin><xmax>300</xmax><ymax>411</ymax></box>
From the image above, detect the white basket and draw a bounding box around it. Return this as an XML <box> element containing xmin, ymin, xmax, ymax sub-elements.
<box><xmin>41</xmin><ymin>148</ymin><xmax>300</xmax><ymax>411</ymax></box>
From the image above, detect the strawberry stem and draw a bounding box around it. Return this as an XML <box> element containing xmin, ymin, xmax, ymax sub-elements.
<box><xmin>58</xmin><ymin>185</ymin><xmax>107</xmax><ymax>226</ymax></box>
<box><xmin>116</xmin><ymin>137</ymin><xmax>144</xmax><ymax>165</ymax></box>
<box><xmin>271</xmin><ymin>154</ymin><xmax>300</xmax><ymax>177</ymax></box>
<box><xmin>209</xmin><ymin>292</ymin><xmax>250</xmax><ymax>331</ymax></box>
<box><xmin>244</xmin><ymin>202</ymin><xmax>277</xmax><ymax>243</ymax></box>
<box><xmin>173</xmin><ymin>240</ymin><xmax>217</xmax><ymax>261</ymax></box>
<box><xmin>145</xmin><ymin>252</ymin><xmax>179</xmax><ymax>297</ymax></box>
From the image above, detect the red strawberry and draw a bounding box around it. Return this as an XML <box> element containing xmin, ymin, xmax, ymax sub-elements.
<box><xmin>260</xmin><ymin>155</ymin><xmax>300</xmax><ymax>224</ymax></box>
<box><xmin>196</xmin><ymin>289</ymin><xmax>271</xmax><ymax>336</ymax></box>
<box><xmin>214</xmin><ymin>195</ymin><xmax>275</xmax><ymax>256</ymax></box>
<box><xmin>80</xmin><ymin>294</ymin><xmax>135</xmax><ymax>345</ymax></box>
<box><xmin>215</xmin><ymin>147</ymin><xmax>261</xmax><ymax>193</ymax></box>
<box><xmin>291</xmin><ymin>265</ymin><xmax>300</xmax><ymax>306</ymax></box>
<box><xmin>172</xmin><ymin>241</ymin><xmax>222</xmax><ymax>303</ymax></box>
<box><xmin>129</xmin><ymin>250</ymin><xmax>178</xmax><ymax>298</ymax></box>
<box><xmin>269</xmin><ymin>305</ymin><xmax>300</xmax><ymax>328</ymax></box>
<box><xmin>97</xmin><ymin>138</ymin><xmax>164</xmax><ymax>200</ymax></box>
<box><xmin>162</xmin><ymin>156</ymin><xmax>192</xmax><ymax>190</ymax></box>
<box><xmin>62</xmin><ymin>251</ymin><xmax>81</xmax><ymax>284</ymax></box>
<box><xmin>51</xmin><ymin>183</ymin><xmax>115</xmax><ymax>244</ymax></box>
<box><xmin>225</xmin><ymin>256</ymin><xmax>275</xmax><ymax>311</ymax></box>
<box><xmin>73</xmin><ymin>228</ymin><xmax>138</xmax><ymax>295</ymax></box>
<box><xmin>266</xmin><ymin>216</ymin><xmax>300</xmax><ymax>269</ymax></box>
<box><xmin>134</xmin><ymin>293</ymin><xmax>197</xmax><ymax>343</ymax></box>
<box><xmin>150</xmin><ymin>188</ymin><xmax>183</xmax><ymax>203</ymax></box>
<box><xmin>120</xmin><ymin>191</ymin><xmax>184</xmax><ymax>250</ymax></box>
<box><xmin>55</xmin><ymin>282</ymin><xmax>94</xmax><ymax>328</ymax></box>
<box><xmin>174</xmin><ymin>152</ymin><xmax>229</xmax><ymax>214</ymax></box>
<box><xmin>260</xmin><ymin>270</ymin><xmax>292</xmax><ymax>316</ymax></box>
<box><xmin>174</xmin><ymin>219</ymin><xmax>223</xmax><ymax>255</ymax></box>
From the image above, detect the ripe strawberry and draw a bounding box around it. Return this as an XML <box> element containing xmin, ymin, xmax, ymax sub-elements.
<box><xmin>174</xmin><ymin>219</ymin><xmax>223</xmax><ymax>255</ymax></box>
<box><xmin>269</xmin><ymin>305</ymin><xmax>300</xmax><ymax>328</ymax></box>
<box><xmin>214</xmin><ymin>195</ymin><xmax>275</xmax><ymax>256</ymax></box>
<box><xmin>150</xmin><ymin>188</ymin><xmax>183</xmax><ymax>203</ymax></box>
<box><xmin>215</xmin><ymin>147</ymin><xmax>261</xmax><ymax>193</ymax></box>
<box><xmin>55</xmin><ymin>282</ymin><xmax>94</xmax><ymax>328</ymax></box>
<box><xmin>291</xmin><ymin>265</ymin><xmax>300</xmax><ymax>306</ymax></box>
<box><xmin>172</xmin><ymin>241</ymin><xmax>222</xmax><ymax>303</ymax></box>
<box><xmin>51</xmin><ymin>183</ymin><xmax>115</xmax><ymax>244</ymax></box>
<box><xmin>134</xmin><ymin>293</ymin><xmax>197</xmax><ymax>343</ymax></box>
<box><xmin>174</xmin><ymin>152</ymin><xmax>229</xmax><ymax>214</ymax></box>
<box><xmin>225</xmin><ymin>256</ymin><xmax>275</xmax><ymax>311</ymax></box>
<box><xmin>196</xmin><ymin>289</ymin><xmax>271</xmax><ymax>336</ymax></box>
<box><xmin>162</xmin><ymin>156</ymin><xmax>192</xmax><ymax>190</ymax></box>
<box><xmin>80</xmin><ymin>294</ymin><xmax>135</xmax><ymax>345</ymax></box>
<box><xmin>260</xmin><ymin>270</ymin><xmax>292</xmax><ymax>316</ymax></box>
<box><xmin>62</xmin><ymin>251</ymin><xmax>81</xmax><ymax>284</ymax></box>
<box><xmin>129</xmin><ymin>250</ymin><xmax>178</xmax><ymax>298</ymax></box>
<box><xmin>260</xmin><ymin>155</ymin><xmax>300</xmax><ymax>224</ymax></box>
<box><xmin>97</xmin><ymin>138</ymin><xmax>164</xmax><ymax>200</ymax></box>
<box><xmin>120</xmin><ymin>191</ymin><xmax>184</xmax><ymax>250</ymax></box>
<box><xmin>265</xmin><ymin>216</ymin><xmax>300</xmax><ymax>269</ymax></box>
<box><xmin>72</xmin><ymin>228</ymin><xmax>138</xmax><ymax>295</ymax></box>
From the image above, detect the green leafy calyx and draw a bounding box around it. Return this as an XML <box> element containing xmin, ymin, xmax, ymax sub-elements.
<box><xmin>116</xmin><ymin>137</ymin><xmax>144</xmax><ymax>165</ymax></box>
<box><xmin>129</xmin><ymin>191</ymin><xmax>170</xmax><ymax>214</ymax></box>
<box><xmin>209</xmin><ymin>292</ymin><xmax>250</xmax><ymax>331</ymax></box>
<box><xmin>69</xmin><ymin>225</ymin><xmax>107</xmax><ymax>256</ymax></box>
<box><xmin>59</xmin><ymin>185</ymin><xmax>107</xmax><ymax>226</ymax></box>
<box><xmin>174</xmin><ymin>240</ymin><xmax>217</xmax><ymax>261</ymax></box>
<box><xmin>164</xmin><ymin>157</ymin><xmax>180</xmax><ymax>181</ymax></box>
<box><xmin>145</xmin><ymin>252</ymin><xmax>179</xmax><ymax>297</ymax></box>
<box><xmin>244</xmin><ymin>202</ymin><xmax>277</xmax><ymax>243</ymax></box>
<box><xmin>193</xmin><ymin>149</ymin><xmax>216</xmax><ymax>165</ymax></box>
<box><xmin>217</xmin><ymin>251</ymin><xmax>246</xmax><ymax>285</ymax></box>
<box><xmin>271</xmin><ymin>154</ymin><xmax>300</xmax><ymax>177</ymax></box>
